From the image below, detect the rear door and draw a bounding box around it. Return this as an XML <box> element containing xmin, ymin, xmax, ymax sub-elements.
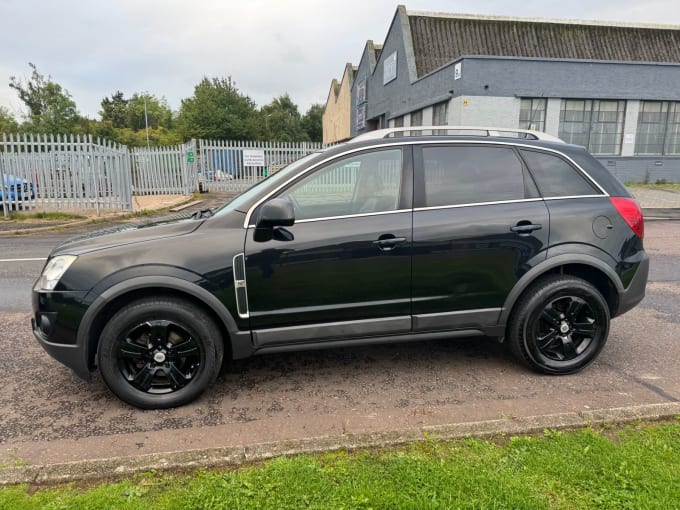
<box><xmin>411</xmin><ymin>143</ymin><xmax>550</xmax><ymax>331</ymax></box>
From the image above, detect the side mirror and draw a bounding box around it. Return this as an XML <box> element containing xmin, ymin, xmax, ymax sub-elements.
<box><xmin>256</xmin><ymin>198</ymin><xmax>295</xmax><ymax>228</ymax></box>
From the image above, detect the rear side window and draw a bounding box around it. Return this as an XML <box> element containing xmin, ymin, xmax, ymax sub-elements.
<box><xmin>520</xmin><ymin>149</ymin><xmax>599</xmax><ymax>197</ymax></box>
<box><xmin>421</xmin><ymin>146</ymin><xmax>530</xmax><ymax>207</ymax></box>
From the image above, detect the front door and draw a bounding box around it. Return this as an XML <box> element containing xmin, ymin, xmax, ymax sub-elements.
<box><xmin>243</xmin><ymin>147</ymin><xmax>413</xmax><ymax>346</ymax></box>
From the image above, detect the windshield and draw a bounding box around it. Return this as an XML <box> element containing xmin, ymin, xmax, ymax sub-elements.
<box><xmin>213</xmin><ymin>152</ymin><xmax>322</xmax><ymax>216</ymax></box>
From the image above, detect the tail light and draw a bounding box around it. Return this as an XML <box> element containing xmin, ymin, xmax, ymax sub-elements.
<box><xmin>610</xmin><ymin>197</ymin><xmax>644</xmax><ymax>238</ymax></box>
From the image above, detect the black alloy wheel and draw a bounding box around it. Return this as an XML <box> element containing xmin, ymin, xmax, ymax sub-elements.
<box><xmin>118</xmin><ymin>320</ymin><xmax>202</xmax><ymax>394</ymax></box>
<box><xmin>98</xmin><ymin>297</ymin><xmax>223</xmax><ymax>409</ymax></box>
<box><xmin>507</xmin><ymin>275</ymin><xmax>610</xmax><ymax>374</ymax></box>
<box><xmin>532</xmin><ymin>296</ymin><xmax>598</xmax><ymax>362</ymax></box>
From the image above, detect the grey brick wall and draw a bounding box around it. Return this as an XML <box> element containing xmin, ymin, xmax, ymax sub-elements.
<box><xmin>596</xmin><ymin>157</ymin><xmax>680</xmax><ymax>183</ymax></box>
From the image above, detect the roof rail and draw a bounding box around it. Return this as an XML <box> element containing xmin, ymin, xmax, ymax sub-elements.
<box><xmin>352</xmin><ymin>126</ymin><xmax>564</xmax><ymax>143</ymax></box>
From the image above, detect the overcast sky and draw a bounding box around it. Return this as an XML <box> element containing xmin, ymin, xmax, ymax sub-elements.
<box><xmin>1</xmin><ymin>0</ymin><xmax>679</xmax><ymax>120</ymax></box>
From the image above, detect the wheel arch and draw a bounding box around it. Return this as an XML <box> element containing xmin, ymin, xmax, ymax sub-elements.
<box><xmin>500</xmin><ymin>254</ymin><xmax>621</xmax><ymax>326</ymax></box>
<box><xmin>77</xmin><ymin>276</ymin><xmax>244</xmax><ymax>370</ymax></box>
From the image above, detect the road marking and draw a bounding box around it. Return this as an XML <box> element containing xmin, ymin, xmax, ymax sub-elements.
<box><xmin>0</xmin><ymin>257</ymin><xmax>47</xmax><ymax>262</ymax></box>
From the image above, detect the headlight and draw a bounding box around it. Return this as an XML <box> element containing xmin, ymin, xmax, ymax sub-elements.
<box><xmin>35</xmin><ymin>255</ymin><xmax>77</xmax><ymax>291</ymax></box>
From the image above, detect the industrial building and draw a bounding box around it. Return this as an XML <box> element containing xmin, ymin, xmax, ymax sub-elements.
<box><xmin>323</xmin><ymin>5</ymin><xmax>680</xmax><ymax>182</ymax></box>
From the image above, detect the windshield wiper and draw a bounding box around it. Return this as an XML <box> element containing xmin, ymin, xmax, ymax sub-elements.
<box><xmin>191</xmin><ymin>208</ymin><xmax>214</xmax><ymax>219</ymax></box>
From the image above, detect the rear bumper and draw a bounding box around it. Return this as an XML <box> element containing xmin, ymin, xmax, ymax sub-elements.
<box><xmin>615</xmin><ymin>253</ymin><xmax>650</xmax><ymax>317</ymax></box>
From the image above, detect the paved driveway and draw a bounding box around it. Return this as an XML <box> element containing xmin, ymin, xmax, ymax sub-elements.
<box><xmin>0</xmin><ymin>221</ymin><xmax>677</xmax><ymax>467</ymax></box>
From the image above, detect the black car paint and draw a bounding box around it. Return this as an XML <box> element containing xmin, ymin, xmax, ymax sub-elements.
<box><xmin>32</xmin><ymin>136</ymin><xmax>649</xmax><ymax>383</ymax></box>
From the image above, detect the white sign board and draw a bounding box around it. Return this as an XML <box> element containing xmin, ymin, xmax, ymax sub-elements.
<box><xmin>454</xmin><ymin>62</ymin><xmax>462</xmax><ymax>80</ymax></box>
<box><xmin>243</xmin><ymin>149</ymin><xmax>265</xmax><ymax>167</ymax></box>
<box><xmin>383</xmin><ymin>51</ymin><xmax>397</xmax><ymax>85</ymax></box>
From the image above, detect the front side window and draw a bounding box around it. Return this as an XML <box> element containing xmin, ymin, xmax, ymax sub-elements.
<box><xmin>280</xmin><ymin>149</ymin><xmax>402</xmax><ymax>220</ymax></box>
<box><xmin>421</xmin><ymin>146</ymin><xmax>530</xmax><ymax>207</ymax></box>
<box><xmin>519</xmin><ymin>98</ymin><xmax>547</xmax><ymax>131</ymax></box>
<box><xmin>558</xmin><ymin>99</ymin><xmax>625</xmax><ymax>156</ymax></box>
<box><xmin>635</xmin><ymin>101</ymin><xmax>680</xmax><ymax>155</ymax></box>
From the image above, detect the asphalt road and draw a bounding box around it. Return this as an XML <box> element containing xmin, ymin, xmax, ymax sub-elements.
<box><xmin>0</xmin><ymin>222</ymin><xmax>678</xmax><ymax>466</ymax></box>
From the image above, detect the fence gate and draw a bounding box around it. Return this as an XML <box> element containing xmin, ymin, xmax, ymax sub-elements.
<box><xmin>1</xmin><ymin>133</ymin><xmax>133</xmax><ymax>216</ymax></box>
<box><xmin>130</xmin><ymin>142</ymin><xmax>196</xmax><ymax>195</ymax></box>
<box><xmin>196</xmin><ymin>139</ymin><xmax>324</xmax><ymax>193</ymax></box>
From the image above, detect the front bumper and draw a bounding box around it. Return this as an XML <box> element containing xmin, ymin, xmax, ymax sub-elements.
<box><xmin>32</xmin><ymin>290</ymin><xmax>92</xmax><ymax>381</ymax></box>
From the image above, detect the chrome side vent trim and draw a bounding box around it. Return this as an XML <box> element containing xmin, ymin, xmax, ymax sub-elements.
<box><xmin>233</xmin><ymin>253</ymin><xmax>249</xmax><ymax>319</ymax></box>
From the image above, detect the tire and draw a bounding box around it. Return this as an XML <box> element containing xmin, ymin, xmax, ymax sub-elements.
<box><xmin>507</xmin><ymin>275</ymin><xmax>610</xmax><ymax>374</ymax></box>
<box><xmin>97</xmin><ymin>297</ymin><xmax>224</xmax><ymax>409</ymax></box>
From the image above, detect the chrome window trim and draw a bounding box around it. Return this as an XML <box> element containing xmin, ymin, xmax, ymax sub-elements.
<box><xmin>413</xmin><ymin>198</ymin><xmax>543</xmax><ymax>212</ymax></box>
<box><xmin>243</xmin><ymin>139</ymin><xmax>608</xmax><ymax>228</ymax></box>
<box><xmin>543</xmin><ymin>195</ymin><xmax>608</xmax><ymax>201</ymax></box>
<box><xmin>288</xmin><ymin>208</ymin><xmax>411</xmax><ymax>225</ymax></box>
<box><xmin>412</xmin><ymin>195</ymin><xmax>608</xmax><ymax>213</ymax></box>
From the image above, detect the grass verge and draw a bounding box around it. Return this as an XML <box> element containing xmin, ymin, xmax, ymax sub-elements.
<box><xmin>3</xmin><ymin>211</ymin><xmax>87</xmax><ymax>221</ymax></box>
<box><xmin>627</xmin><ymin>182</ymin><xmax>680</xmax><ymax>192</ymax></box>
<box><xmin>2</xmin><ymin>421</ymin><xmax>679</xmax><ymax>509</ymax></box>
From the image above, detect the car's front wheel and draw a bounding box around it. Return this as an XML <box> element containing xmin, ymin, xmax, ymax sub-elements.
<box><xmin>507</xmin><ymin>275</ymin><xmax>610</xmax><ymax>374</ymax></box>
<box><xmin>98</xmin><ymin>297</ymin><xmax>223</xmax><ymax>409</ymax></box>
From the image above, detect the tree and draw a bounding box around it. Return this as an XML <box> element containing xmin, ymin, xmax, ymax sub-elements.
<box><xmin>100</xmin><ymin>91</ymin><xmax>128</xmax><ymax>128</ymax></box>
<box><xmin>9</xmin><ymin>63</ymin><xmax>79</xmax><ymax>133</ymax></box>
<box><xmin>0</xmin><ymin>107</ymin><xmax>19</xmax><ymax>134</ymax></box>
<box><xmin>301</xmin><ymin>104</ymin><xmax>324</xmax><ymax>143</ymax></box>
<box><xmin>176</xmin><ymin>77</ymin><xmax>262</xmax><ymax>140</ymax></box>
<box><xmin>125</xmin><ymin>92</ymin><xmax>173</xmax><ymax>131</ymax></box>
<box><xmin>261</xmin><ymin>94</ymin><xmax>308</xmax><ymax>142</ymax></box>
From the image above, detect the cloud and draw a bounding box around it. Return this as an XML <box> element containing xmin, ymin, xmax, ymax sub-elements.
<box><xmin>1</xmin><ymin>0</ymin><xmax>679</xmax><ymax>120</ymax></box>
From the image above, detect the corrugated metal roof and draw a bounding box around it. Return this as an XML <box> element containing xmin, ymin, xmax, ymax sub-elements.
<box><xmin>408</xmin><ymin>14</ymin><xmax>680</xmax><ymax>77</ymax></box>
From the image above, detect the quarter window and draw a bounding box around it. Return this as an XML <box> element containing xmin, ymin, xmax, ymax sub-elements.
<box><xmin>520</xmin><ymin>149</ymin><xmax>598</xmax><ymax>197</ymax></box>
<box><xmin>280</xmin><ymin>149</ymin><xmax>402</xmax><ymax>220</ymax></box>
<box><xmin>421</xmin><ymin>146</ymin><xmax>529</xmax><ymax>207</ymax></box>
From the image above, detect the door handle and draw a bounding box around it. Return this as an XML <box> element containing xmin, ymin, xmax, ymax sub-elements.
<box><xmin>510</xmin><ymin>222</ymin><xmax>542</xmax><ymax>235</ymax></box>
<box><xmin>373</xmin><ymin>236</ymin><xmax>407</xmax><ymax>251</ymax></box>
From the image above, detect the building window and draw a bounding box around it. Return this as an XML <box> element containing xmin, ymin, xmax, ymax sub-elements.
<box><xmin>519</xmin><ymin>98</ymin><xmax>546</xmax><ymax>131</ymax></box>
<box><xmin>356</xmin><ymin>78</ymin><xmax>366</xmax><ymax>104</ymax></box>
<box><xmin>635</xmin><ymin>101</ymin><xmax>680</xmax><ymax>155</ymax></box>
<box><xmin>411</xmin><ymin>109</ymin><xmax>423</xmax><ymax>127</ymax></box>
<box><xmin>432</xmin><ymin>101</ymin><xmax>449</xmax><ymax>126</ymax></box>
<box><xmin>394</xmin><ymin>116</ymin><xmax>404</xmax><ymax>128</ymax></box>
<box><xmin>356</xmin><ymin>104</ymin><xmax>366</xmax><ymax>130</ymax></box>
<box><xmin>558</xmin><ymin>100</ymin><xmax>625</xmax><ymax>156</ymax></box>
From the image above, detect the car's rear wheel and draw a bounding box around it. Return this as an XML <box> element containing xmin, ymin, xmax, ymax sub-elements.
<box><xmin>98</xmin><ymin>297</ymin><xmax>223</xmax><ymax>409</ymax></box>
<box><xmin>507</xmin><ymin>275</ymin><xmax>610</xmax><ymax>374</ymax></box>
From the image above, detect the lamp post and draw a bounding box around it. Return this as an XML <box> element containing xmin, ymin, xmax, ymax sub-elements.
<box><xmin>143</xmin><ymin>97</ymin><xmax>150</xmax><ymax>150</ymax></box>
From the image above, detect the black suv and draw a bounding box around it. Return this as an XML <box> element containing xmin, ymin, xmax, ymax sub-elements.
<box><xmin>32</xmin><ymin>127</ymin><xmax>649</xmax><ymax>409</ymax></box>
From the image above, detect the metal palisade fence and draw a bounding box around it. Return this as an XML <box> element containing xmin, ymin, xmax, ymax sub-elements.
<box><xmin>1</xmin><ymin>133</ymin><xmax>326</xmax><ymax>217</ymax></box>
<box><xmin>196</xmin><ymin>139</ymin><xmax>324</xmax><ymax>192</ymax></box>
<box><xmin>131</xmin><ymin>141</ymin><xmax>196</xmax><ymax>196</ymax></box>
<box><xmin>1</xmin><ymin>133</ymin><xmax>133</xmax><ymax>216</ymax></box>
